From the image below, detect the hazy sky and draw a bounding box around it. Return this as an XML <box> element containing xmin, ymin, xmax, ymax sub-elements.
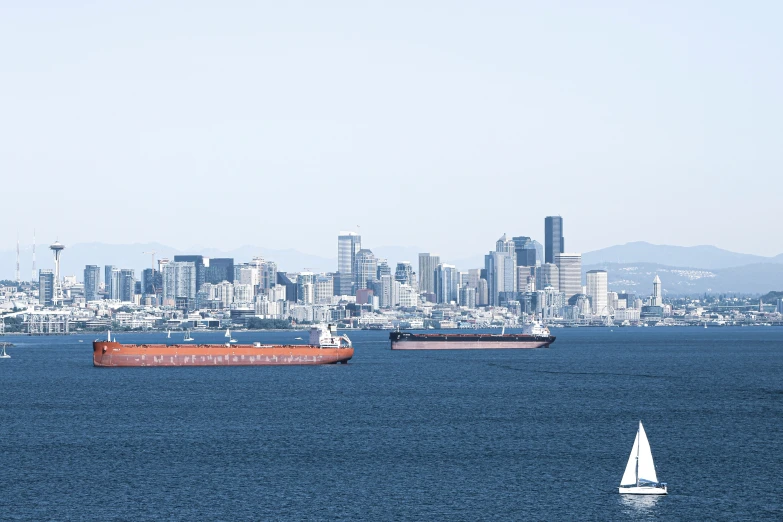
<box><xmin>2</xmin><ymin>1</ymin><xmax>781</xmax><ymax>259</ymax></box>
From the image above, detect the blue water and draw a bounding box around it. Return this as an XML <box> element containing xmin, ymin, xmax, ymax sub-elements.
<box><xmin>0</xmin><ymin>327</ymin><xmax>781</xmax><ymax>520</ymax></box>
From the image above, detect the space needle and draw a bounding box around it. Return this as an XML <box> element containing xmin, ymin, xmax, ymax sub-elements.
<box><xmin>50</xmin><ymin>241</ymin><xmax>65</xmax><ymax>306</ymax></box>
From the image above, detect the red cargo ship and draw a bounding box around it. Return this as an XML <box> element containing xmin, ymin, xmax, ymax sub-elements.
<box><xmin>93</xmin><ymin>325</ymin><xmax>353</xmax><ymax>367</ymax></box>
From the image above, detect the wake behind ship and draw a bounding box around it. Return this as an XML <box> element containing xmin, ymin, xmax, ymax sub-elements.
<box><xmin>93</xmin><ymin>324</ymin><xmax>353</xmax><ymax>367</ymax></box>
<box><xmin>390</xmin><ymin>323</ymin><xmax>555</xmax><ymax>350</ymax></box>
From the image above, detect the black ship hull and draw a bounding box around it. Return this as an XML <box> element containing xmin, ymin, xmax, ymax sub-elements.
<box><xmin>389</xmin><ymin>332</ymin><xmax>556</xmax><ymax>350</ymax></box>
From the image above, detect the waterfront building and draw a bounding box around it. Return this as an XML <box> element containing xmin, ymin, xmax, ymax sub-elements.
<box><xmin>39</xmin><ymin>269</ymin><xmax>54</xmax><ymax>306</ymax></box>
<box><xmin>435</xmin><ymin>263</ymin><xmax>458</xmax><ymax>304</ymax></box>
<box><xmin>337</xmin><ymin>231</ymin><xmax>361</xmax><ymax>295</ymax></box>
<box><xmin>555</xmin><ymin>253</ymin><xmax>581</xmax><ymax>305</ymax></box>
<box><xmin>418</xmin><ymin>253</ymin><xmax>440</xmax><ymax>295</ymax></box>
<box><xmin>777</xmin><ymin>298</ymin><xmax>783</xmax><ymax>314</ymax></box>
<box><xmin>353</xmin><ymin>249</ymin><xmax>378</xmax><ymax>291</ymax></box>
<box><xmin>540</xmin><ymin>286</ymin><xmax>565</xmax><ymax>321</ymax></box>
<box><xmin>586</xmin><ymin>270</ymin><xmax>608</xmax><ymax>315</ymax></box>
<box><xmin>545</xmin><ymin>216</ymin><xmax>564</xmax><ymax>264</ymax></box>
<box><xmin>84</xmin><ymin>265</ymin><xmax>100</xmax><ymax>302</ymax></box>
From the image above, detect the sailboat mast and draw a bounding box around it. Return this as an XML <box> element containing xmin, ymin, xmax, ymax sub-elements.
<box><xmin>635</xmin><ymin>423</ymin><xmax>640</xmax><ymax>487</ymax></box>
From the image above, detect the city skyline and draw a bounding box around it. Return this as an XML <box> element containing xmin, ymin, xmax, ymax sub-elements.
<box><xmin>2</xmin><ymin>3</ymin><xmax>782</xmax><ymax>257</ymax></box>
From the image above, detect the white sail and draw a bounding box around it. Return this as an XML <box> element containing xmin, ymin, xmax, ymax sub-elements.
<box><xmin>225</xmin><ymin>328</ymin><xmax>231</xmax><ymax>338</ymax></box>
<box><xmin>637</xmin><ymin>422</ymin><xmax>659</xmax><ymax>484</ymax></box>
<box><xmin>620</xmin><ymin>429</ymin><xmax>640</xmax><ymax>486</ymax></box>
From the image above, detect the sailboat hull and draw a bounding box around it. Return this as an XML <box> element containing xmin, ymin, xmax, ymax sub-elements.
<box><xmin>618</xmin><ymin>486</ymin><xmax>667</xmax><ymax>495</ymax></box>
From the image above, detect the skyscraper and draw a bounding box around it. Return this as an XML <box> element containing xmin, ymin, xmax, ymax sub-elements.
<box><xmin>376</xmin><ymin>259</ymin><xmax>391</xmax><ymax>280</ymax></box>
<box><xmin>555</xmin><ymin>253</ymin><xmax>581</xmax><ymax>305</ymax></box>
<box><xmin>353</xmin><ymin>249</ymin><xmax>377</xmax><ymax>291</ymax></box>
<box><xmin>337</xmin><ymin>232</ymin><xmax>361</xmax><ymax>295</ymax></box>
<box><xmin>84</xmin><ymin>265</ymin><xmax>101</xmax><ymax>302</ymax></box>
<box><xmin>109</xmin><ymin>267</ymin><xmax>121</xmax><ymax>300</ymax></box>
<box><xmin>394</xmin><ymin>262</ymin><xmax>413</xmax><ymax>286</ymax></box>
<box><xmin>173</xmin><ymin>255</ymin><xmax>207</xmax><ymax>291</ymax></box>
<box><xmin>434</xmin><ymin>263</ymin><xmax>458</xmax><ymax>304</ymax></box>
<box><xmin>545</xmin><ymin>216</ymin><xmax>564</xmax><ymax>264</ymax></box>
<box><xmin>512</xmin><ymin>236</ymin><xmax>537</xmax><ymax>267</ymax></box>
<box><xmin>418</xmin><ymin>253</ymin><xmax>440</xmax><ymax>295</ymax></box>
<box><xmin>586</xmin><ymin>270</ymin><xmax>608</xmax><ymax>315</ymax></box>
<box><xmin>163</xmin><ymin>261</ymin><xmax>197</xmax><ymax>310</ymax></box>
<box><xmin>142</xmin><ymin>268</ymin><xmax>162</xmax><ymax>296</ymax></box>
<box><xmin>536</xmin><ymin>263</ymin><xmax>559</xmax><ymax>291</ymax></box>
<box><xmin>651</xmin><ymin>275</ymin><xmax>662</xmax><ymax>306</ymax></box>
<box><xmin>38</xmin><ymin>269</ymin><xmax>54</xmax><ymax>306</ymax></box>
<box><xmin>205</xmin><ymin>258</ymin><xmax>234</xmax><ymax>285</ymax></box>
<box><xmin>485</xmin><ymin>251</ymin><xmax>515</xmax><ymax>306</ymax></box>
<box><xmin>118</xmin><ymin>269</ymin><xmax>135</xmax><ymax>302</ymax></box>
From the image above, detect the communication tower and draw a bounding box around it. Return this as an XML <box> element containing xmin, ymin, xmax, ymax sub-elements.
<box><xmin>50</xmin><ymin>241</ymin><xmax>65</xmax><ymax>306</ymax></box>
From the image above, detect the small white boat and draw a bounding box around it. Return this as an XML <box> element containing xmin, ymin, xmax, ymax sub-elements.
<box><xmin>294</xmin><ymin>336</ymin><xmax>303</xmax><ymax>341</ymax></box>
<box><xmin>167</xmin><ymin>329</ymin><xmax>171</xmax><ymax>338</ymax></box>
<box><xmin>619</xmin><ymin>421</ymin><xmax>667</xmax><ymax>495</ymax></box>
<box><xmin>225</xmin><ymin>328</ymin><xmax>237</xmax><ymax>343</ymax></box>
<box><xmin>0</xmin><ymin>343</ymin><xmax>10</xmax><ymax>359</ymax></box>
<box><xmin>183</xmin><ymin>330</ymin><xmax>194</xmax><ymax>342</ymax></box>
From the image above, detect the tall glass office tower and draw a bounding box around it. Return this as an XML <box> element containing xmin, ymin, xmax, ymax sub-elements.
<box><xmin>544</xmin><ymin>216</ymin><xmax>564</xmax><ymax>264</ymax></box>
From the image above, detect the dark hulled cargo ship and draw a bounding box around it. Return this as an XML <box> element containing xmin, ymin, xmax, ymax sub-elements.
<box><xmin>390</xmin><ymin>323</ymin><xmax>555</xmax><ymax>350</ymax></box>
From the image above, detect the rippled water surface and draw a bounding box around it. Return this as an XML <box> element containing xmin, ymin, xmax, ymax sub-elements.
<box><xmin>1</xmin><ymin>327</ymin><xmax>781</xmax><ymax>520</ymax></box>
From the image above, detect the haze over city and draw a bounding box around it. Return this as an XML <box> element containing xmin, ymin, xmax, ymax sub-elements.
<box><xmin>2</xmin><ymin>2</ymin><xmax>782</xmax><ymax>257</ymax></box>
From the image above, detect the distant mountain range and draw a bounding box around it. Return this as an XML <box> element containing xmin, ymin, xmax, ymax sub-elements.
<box><xmin>1</xmin><ymin>240</ymin><xmax>782</xmax><ymax>294</ymax></box>
<box><xmin>583</xmin><ymin>262</ymin><xmax>783</xmax><ymax>295</ymax></box>
<box><xmin>582</xmin><ymin>241</ymin><xmax>783</xmax><ymax>270</ymax></box>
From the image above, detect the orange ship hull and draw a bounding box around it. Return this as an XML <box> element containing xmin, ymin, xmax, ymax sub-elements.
<box><xmin>93</xmin><ymin>341</ymin><xmax>354</xmax><ymax>367</ymax></box>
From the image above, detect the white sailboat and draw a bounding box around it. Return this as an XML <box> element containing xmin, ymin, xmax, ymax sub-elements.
<box><xmin>167</xmin><ymin>329</ymin><xmax>171</xmax><ymax>338</ymax></box>
<box><xmin>183</xmin><ymin>330</ymin><xmax>194</xmax><ymax>342</ymax></box>
<box><xmin>0</xmin><ymin>343</ymin><xmax>10</xmax><ymax>359</ymax></box>
<box><xmin>225</xmin><ymin>328</ymin><xmax>237</xmax><ymax>343</ymax></box>
<box><xmin>619</xmin><ymin>421</ymin><xmax>667</xmax><ymax>495</ymax></box>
